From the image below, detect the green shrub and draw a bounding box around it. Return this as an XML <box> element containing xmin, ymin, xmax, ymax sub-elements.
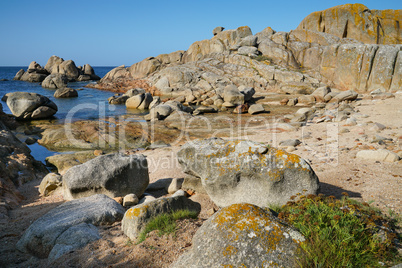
<box><xmin>276</xmin><ymin>193</ymin><xmax>401</xmax><ymax>267</ymax></box>
<box><xmin>137</xmin><ymin>209</ymin><xmax>199</xmax><ymax>243</ymax></box>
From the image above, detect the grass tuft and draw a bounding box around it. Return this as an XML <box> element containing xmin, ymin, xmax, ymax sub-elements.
<box><xmin>137</xmin><ymin>209</ymin><xmax>198</xmax><ymax>243</ymax></box>
<box><xmin>276</xmin><ymin>194</ymin><xmax>401</xmax><ymax>267</ymax></box>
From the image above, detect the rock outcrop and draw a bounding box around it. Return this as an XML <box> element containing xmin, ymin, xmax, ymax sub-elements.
<box><xmin>172</xmin><ymin>203</ymin><xmax>304</xmax><ymax>268</ymax></box>
<box><xmin>177</xmin><ymin>138</ymin><xmax>320</xmax><ymax>207</ymax></box>
<box><xmin>0</xmin><ymin>104</ymin><xmax>48</xmax><ymax>219</ymax></box>
<box><xmin>13</xmin><ymin>55</ymin><xmax>100</xmax><ymax>83</ymax></box>
<box><xmin>94</xmin><ymin>4</ymin><xmax>401</xmax><ymax>96</ymax></box>
<box><xmin>16</xmin><ymin>194</ymin><xmax>124</xmax><ymax>259</ymax></box>
<box><xmin>6</xmin><ymin>92</ymin><xmax>58</xmax><ymax>120</ymax></box>
<box><xmin>296</xmin><ymin>3</ymin><xmax>402</xmax><ymax>45</ymax></box>
<box><xmin>62</xmin><ymin>153</ymin><xmax>149</xmax><ymax>200</ymax></box>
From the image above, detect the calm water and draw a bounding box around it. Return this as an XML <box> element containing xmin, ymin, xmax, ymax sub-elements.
<box><xmin>0</xmin><ymin>66</ymin><xmax>143</xmax><ymax>163</ymax></box>
<box><xmin>0</xmin><ymin>66</ymin><xmax>143</xmax><ymax>122</ymax></box>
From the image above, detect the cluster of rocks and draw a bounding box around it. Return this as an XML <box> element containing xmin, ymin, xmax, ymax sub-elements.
<box><xmin>93</xmin><ymin>4</ymin><xmax>401</xmax><ymax>113</ymax></box>
<box><xmin>0</xmin><ymin>103</ymin><xmax>48</xmax><ymax>220</ymax></box>
<box><xmin>14</xmin><ymin>55</ymin><xmax>100</xmax><ymax>83</ymax></box>
<box><xmin>17</xmin><ymin>137</ymin><xmax>319</xmax><ymax>264</ymax></box>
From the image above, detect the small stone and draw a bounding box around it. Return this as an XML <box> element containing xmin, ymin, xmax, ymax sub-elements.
<box><xmin>113</xmin><ymin>197</ymin><xmax>123</xmax><ymax>204</ymax></box>
<box><xmin>172</xmin><ymin>190</ymin><xmax>187</xmax><ymax>197</ymax></box>
<box><xmin>138</xmin><ymin>194</ymin><xmax>156</xmax><ymax>205</ymax></box>
<box><xmin>280</xmin><ymin>98</ymin><xmax>289</xmax><ymax>105</ymax></box>
<box><xmin>356</xmin><ymin>149</ymin><xmax>400</xmax><ymax>162</ymax></box>
<box><xmin>340</xmin><ymin>128</ymin><xmax>350</xmax><ymax>133</ymax></box>
<box><xmin>167</xmin><ymin>178</ymin><xmax>183</xmax><ymax>194</ymax></box>
<box><xmin>222</xmin><ymin>101</ymin><xmax>236</xmax><ymax>108</ymax></box>
<box><xmin>93</xmin><ymin>150</ymin><xmax>104</xmax><ymax>156</ymax></box>
<box><xmin>279</xmin><ymin>139</ymin><xmax>301</xmax><ymax>147</ymax></box>
<box><xmin>123</xmin><ymin>193</ymin><xmax>139</xmax><ymax>207</ymax></box>
<box><xmin>370</xmin><ymin>122</ymin><xmax>386</xmax><ymax>131</ymax></box>
<box><xmin>248</xmin><ymin>104</ymin><xmax>265</xmax><ymax>115</ymax></box>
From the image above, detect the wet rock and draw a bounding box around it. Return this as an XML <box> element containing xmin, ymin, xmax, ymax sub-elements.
<box><xmin>54</xmin><ymin>88</ymin><xmax>78</xmax><ymax>98</ymax></box>
<box><xmin>172</xmin><ymin>203</ymin><xmax>304</xmax><ymax>268</ymax></box>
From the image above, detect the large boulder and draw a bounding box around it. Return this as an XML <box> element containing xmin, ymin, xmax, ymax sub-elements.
<box><xmin>177</xmin><ymin>138</ymin><xmax>319</xmax><ymax>207</ymax></box>
<box><xmin>172</xmin><ymin>203</ymin><xmax>304</xmax><ymax>268</ymax></box>
<box><xmin>121</xmin><ymin>195</ymin><xmax>201</xmax><ymax>241</ymax></box>
<box><xmin>16</xmin><ymin>194</ymin><xmax>124</xmax><ymax>258</ymax></box>
<box><xmin>62</xmin><ymin>153</ymin><xmax>149</xmax><ymax>200</ymax></box>
<box><xmin>41</xmin><ymin>74</ymin><xmax>68</xmax><ymax>89</ymax></box>
<box><xmin>6</xmin><ymin>92</ymin><xmax>58</xmax><ymax>120</ymax></box>
<box><xmin>296</xmin><ymin>3</ymin><xmax>402</xmax><ymax>45</ymax></box>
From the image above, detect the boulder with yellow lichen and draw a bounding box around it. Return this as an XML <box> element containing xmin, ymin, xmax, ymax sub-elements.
<box><xmin>121</xmin><ymin>195</ymin><xmax>201</xmax><ymax>241</ymax></box>
<box><xmin>296</xmin><ymin>3</ymin><xmax>402</xmax><ymax>45</ymax></box>
<box><xmin>177</xmin><ymin>138</ymin><xmax>319</xmax><ymax>208</ymax></box>
<box><xmin>172</xmin><ymin>203</ymin><xmax>304</xmax><ymax>268</ymax></box>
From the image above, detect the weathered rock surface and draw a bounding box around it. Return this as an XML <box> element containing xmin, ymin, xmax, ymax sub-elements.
<box><xmin>6</xmin><ymin>92</ymin><xmax>58</xmax><ymax>120</ymax></box>
<box><xmin>297</xmin><ymin>4</ymin><xmax>402</xmax><ymax>45</ymax></box>
<box><xmin>121</xmin><ymin>195</ymin><xmax>201</xmax><ymax>241</ymax></box>
<box><xmin>0</xmin><ymin>106</ymin><xmax>48</xmax><ymax>218</ymax></box>
<box><xmin>53</xmin><ymin>87</ymin><xmax>78</xmax><ymax>98</ymax></box>
<box><xmin>16</xmin><ymin>194</ymin><xmax>124</xmax><ymax>258</ymax></box>
<box><xmin>39</xmin><ymin>173</ymin><xmax>62</xmax><ymax>196</ymax></box>
<box><xmin>172</xmin><ymin>203</ymin><xmax>304</xmax><ymax>268</ymax></box>
<box><xmin>63</xmin><ymin>153</ymin><xmax>149</xmax><ymax>200</ymax></box>
<box><xmin>47</xmin><ymin>222</ymin><xmax>101</xmax><ymax>262</ymax></box>
<box><xmin>177</xmin><ymin>138</ymin><xmax>319</xmax><ymax>207</ymax></box>
<box><xmin>41</xmin><ymin>74</ymin><xmax>68</xmax><ymax>89</ymax></box>
<box><xmin>14</xmin><ymin>55</ymin><xmax>100</xmax><ymax>83</ymax></box>
<box><xmin>45</xmin><ymin>151</ymin><xmax>98</xmax><ymax>175</ymax></box>
<box><xmin>94</xmin><ymin>4</ymin><xmax>401</xmax><ymax>96</ymax></box>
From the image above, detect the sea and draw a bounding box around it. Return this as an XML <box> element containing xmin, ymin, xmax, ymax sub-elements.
<box><xmin>0</xmin><ymin>66</ymin><xmax>133</xmax><ymax>122</ymax></box>
<box><xmin>0</xmin><ymin>66</ymin><xmax>142</xmax><ymax>163</ymax></box>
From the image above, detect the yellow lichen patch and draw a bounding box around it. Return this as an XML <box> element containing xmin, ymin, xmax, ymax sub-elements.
<box><xmin>213</xmin><ymin>204</ymin><xmax>293</xmax><ymax>254</ymax></box>
<box><xmin>223</xmin><ymin>245</ymin><xmax>238</xmax><ymax>257</ymax></box>
<box><xmin>125</xmin><ymin>205</ymin><xmax>147</xmax><ymax>219</ymax></box>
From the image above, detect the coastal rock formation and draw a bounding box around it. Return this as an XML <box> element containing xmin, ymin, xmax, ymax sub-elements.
<box><xmin>41</xmin><ymin>73</ymin><xmax>68</xmax><ymax>89</ymax></box>
<box><xmin>53</xmin><ymin>87</ymin><xmax>78</xmax><ymax>98</ymax></box>
<box><xmin>121</xmin><ymin>195</ymin><xmax>201</xmax><ymax>241</ymax></box>
<box><xmin>13</xmin><ymin>55</ymin><xmax>100</xmax><ymax>83</ymax></box>
<box><xmin>177</xmin><ymin>138</ymin><xmax>320</xmax><ymax>207</ymax></box>
<box><xmin>296</xmin><ymin>3</ymin><xmax>402</xmax><ymax>45</ymax></box>
<box><xmin>95</xmin><ymin>4</ymin><xmax>401</xmax><ymax>97</ymax></box>
<box><xmin>62</xmin><ymin>153</ymin><xmax>149</xmax><ymax>200</ymax></box>
<box><xmin>0</xmin><ymin>105</ymin><xmax>48</xmax><ymax>219</ymax></box>
<box><xmin>6</xmin><ymin>92</ymin><xmax>58</xmax><ymax>120</ymax></box>
<box><xmin>16</xmin><ymin>194</ymin><xmax>124</xmax><ymax>258</ymax></box>
<box><xmin>172</xmin><ymin>203</ymin><xmax>304</xmax><ymax>268</ymax></box>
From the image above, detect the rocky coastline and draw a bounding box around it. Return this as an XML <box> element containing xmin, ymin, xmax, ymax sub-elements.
<box><xmin>0</xmin><ymin>3</ymin><xmax>401</xmax><ymax>267</ymax></box>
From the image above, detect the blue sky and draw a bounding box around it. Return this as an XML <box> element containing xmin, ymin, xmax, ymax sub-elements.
<box><xmin>0</xmin><ymin>0</ymin><xmax>400</xmax><ymax>66</ymax></box>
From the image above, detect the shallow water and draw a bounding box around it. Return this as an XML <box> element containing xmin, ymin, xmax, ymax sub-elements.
<box><xmin>0</xmin><ymin>66</ymin><xmax>137</xmax><ymax>123</ymax></box>
<box><xmin>0</xmin><ymin>66</ymin><xmax>142</xmax><ymax>164</ymax></box>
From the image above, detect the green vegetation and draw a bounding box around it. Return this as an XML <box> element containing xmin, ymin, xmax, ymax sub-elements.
<box><xmin>276</xmin><ymin>193</ymin><xmax>401</xmax><ymax>268</ymax></box>
<box><xmin>137</xmin><ymin>209</ymin><xmax>199</xmax><ymax>243</ymax></box>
